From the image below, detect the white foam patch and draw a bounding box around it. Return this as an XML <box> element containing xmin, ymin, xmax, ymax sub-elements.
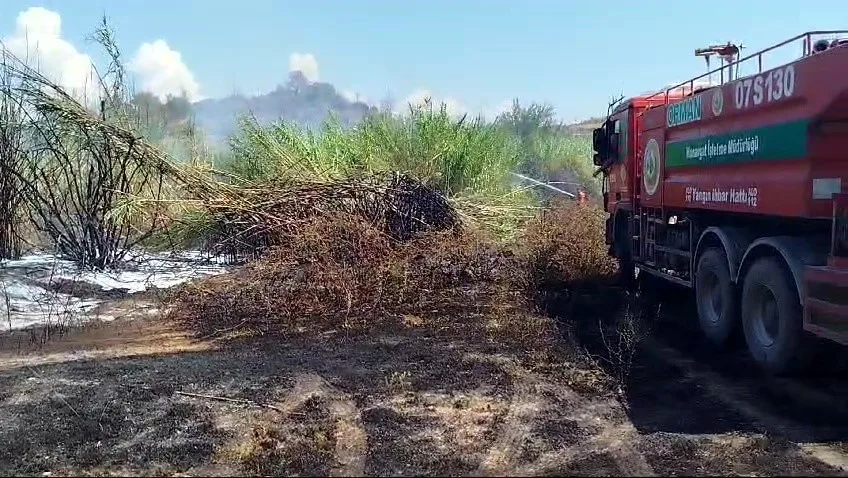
<box><xmin>0</xmin><ymin>250</ymin><xmax>230</xmax><ymax>330</ymax></box>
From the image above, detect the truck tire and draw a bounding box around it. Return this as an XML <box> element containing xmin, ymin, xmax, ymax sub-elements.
<box><xmin>740</xmin><ymin>256</ymin><xmax>808</xmax><ymax>375</ymax></box>
<box><xmin>695</xmin><ymin>247</ymin><xmax>737</xmax><ymax>346</ymax></box>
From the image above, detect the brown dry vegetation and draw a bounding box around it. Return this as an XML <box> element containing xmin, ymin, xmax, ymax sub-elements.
<box><xmin>169</xmin><ymin>218</ymin><xmax>513</xmax><ymax>337</ymax></box>
<box><xmin>520</xmin><ymin>201</ymin><xmax>619</xmax><ymax>314</ymax></box>
<box><xmin>165</xmin><ymin>199</ymin><xmax>625</xmax><ymax>387</ymax></box>
<box><xmin>185</xmin><ymin>172</ymin><xmax>461</xmax><ymax>261</ymax></box>
<box><xmin>522</xmin><ymin>201</ymin><xmax>617</xmax><ymax>286</ymax></box>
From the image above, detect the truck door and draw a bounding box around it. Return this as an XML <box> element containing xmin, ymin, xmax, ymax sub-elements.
<box><xmin>606</xmin><ymin>109</ymin><xmax>631</xmax><ymax>209</ymax></box>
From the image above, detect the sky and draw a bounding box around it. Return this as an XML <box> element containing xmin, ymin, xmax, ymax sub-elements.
<box><xmin>2</xmin><ymin>0</ymin><xmax>847</xmax><ymax>122</ymax></box>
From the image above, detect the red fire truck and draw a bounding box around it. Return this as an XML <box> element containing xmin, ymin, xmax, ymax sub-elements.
<box><xmin>593</xmin><ymin>32</ymin><xmax>848</xmax><ymax>375</ymax></box>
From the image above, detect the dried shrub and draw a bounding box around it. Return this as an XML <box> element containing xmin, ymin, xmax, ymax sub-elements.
<box><xmin>168</xmin><ymin>191</ymin><xmax>640</xmax><ymax>398</ymax></box>
<box><xmin>0</xmin><ymin>27</ymin><xmax>187</xmax><ymax>269</ymax></box>
<box><xmin>0</xmin><ymin>55</ymin><xmax>27</xmax><ymax>259</ymax></box>
<box><xmin>515</xmin><ymin>201</ymin><xmax>658</xmax><ymax>392</ymax></box>
<box><xmin>519</xmin><ymin>200</ymin><xmax>618</xmax><ymax>310</ymax></box>
<box><xmin>169</xmin><ymin>214</ymin><xmax>527</xmax><ymax>341</ymax></box>
<box><xmin>168</xmin><ymin>197</ymin><xmax>629</xmax><ymax>363</ymax></box>
<box><xmin>180</xmin><ymin>172</ymin><xmax>460</xmax><ymax>262</ymax></box>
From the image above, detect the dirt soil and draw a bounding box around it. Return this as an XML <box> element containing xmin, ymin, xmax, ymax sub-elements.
<box><xmin>0</xmin><ymin>296</ymin><xmax>845</xmax><ymax>477</ymax></box>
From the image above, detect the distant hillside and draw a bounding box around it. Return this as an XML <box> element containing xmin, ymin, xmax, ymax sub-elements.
<box><xmin>189</xmin><ymin>74</ymin><xmax>604</xmax><ymax>147</ymax></box>
<box><xmin>564</xmin><ymin>117</ymin><xmax>604</xmax><ymax>134</ymax></box>
<box><xmin>192</xmin><ymin>71</ymin><xmax>378</xmax><ymax>144</ymax></box>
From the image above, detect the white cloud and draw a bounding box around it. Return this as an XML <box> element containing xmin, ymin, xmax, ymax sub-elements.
<box><xmin>399</xmin><ymin>89</ymin><xmax>467</xmax><ymax>118</ymax></box>
<box><xmin>1</xmin><ymin>7</ymin><xmax>100</xmax><ymax>100</ymax></box>
<box><xmin>1</xmin><ymin>8</ymin><xmax>201</xmax><ymax>105</ymax></box>
<box><xmin>289</xmin><ymin>53</ymin><xmax>319</xmax><ymax>83</ymax></box>
<box><xmin>129</xmin><ymin>39</ymin><xmax>201</xmax><ymax>102</ymax></box>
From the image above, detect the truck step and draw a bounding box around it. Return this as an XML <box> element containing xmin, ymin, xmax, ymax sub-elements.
<box><xmin>636</xmin><ymin>264</ymin><xmax>692</xmax><ymax>288</ymax></box>
<box><xmin>655</xmin><ymin>245</ymin><xmax>691</xmax><ymax>258</ymax></box>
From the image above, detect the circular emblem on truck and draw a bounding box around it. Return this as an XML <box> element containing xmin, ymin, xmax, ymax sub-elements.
<box><xmin>711</xmin><ymin>88</ymin><xmax>724</xmax><ymax>117</ymax></box>
<box><xmin>643</xmin><ymin>138</ymin><xmax>661</xmax><ymax>196</ymax></box>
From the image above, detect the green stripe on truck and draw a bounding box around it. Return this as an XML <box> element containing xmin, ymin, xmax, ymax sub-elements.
<box><xmin>665</xmin><ymin>119</ymin><xmax>809</xmax><ymax>168</ymax></box>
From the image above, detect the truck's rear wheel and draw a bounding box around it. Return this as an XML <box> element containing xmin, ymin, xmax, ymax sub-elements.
<box><xmin>695</xmin><ymin>247</ymin><xmax>737</xmax><ymax>346</ymax></box>
<box><xmin>741</xmin><ymin>256</ymin><xmax>808</xmax><ymax>375</ymax></box>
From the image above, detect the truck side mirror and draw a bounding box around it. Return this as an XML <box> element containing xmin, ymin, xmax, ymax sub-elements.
<box><xmin>592</xmin><ymin>127</ymin><xmax>607</xmax><ymax>155</ymax></box>
<box><xmin>593</xmin><ymin>153</ymin><xmax>603</xmax><ymax>166</ymax></box>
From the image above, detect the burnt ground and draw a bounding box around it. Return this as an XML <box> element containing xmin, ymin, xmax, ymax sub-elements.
<box><xmin>567</xmin><ymin>282</ymin><xmax>848</xmax><ymax>475</ymax></box>
<box><xmin>0</xmin><ymin>291</ymin><xmax>846</xmax><ymax>476</ymax></box>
